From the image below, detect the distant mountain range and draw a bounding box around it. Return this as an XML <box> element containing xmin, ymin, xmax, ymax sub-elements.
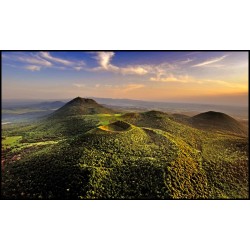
<box><xmin>2</xmin><ymin>97</ymin><xmax>248</xmax><ymax>119</ymax></box>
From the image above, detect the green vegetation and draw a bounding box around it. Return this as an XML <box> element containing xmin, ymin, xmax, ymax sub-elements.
<box><xmin>1</xmin><ymin>98</ymin><xmax>248</xmax><ymax>199</ymax></box>
<box><xmin>2</xmin><ymin>136</ymin><xmax>22</xmax><ymax>148</ymax></box>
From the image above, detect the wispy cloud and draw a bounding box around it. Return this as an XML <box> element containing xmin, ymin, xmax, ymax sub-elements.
<box><xmin>17</xmin><ymin>54</ymin><xmax>52</xmax><ymax>66</ymax></box>
<box><xmin>3</xmin><ymin>52</ymin><xmax>52</xmax><ymax>69</ymax></box>
<box><xmin>3</xmin><ymin>51</ymin><xmax>195</xmax><ymax>77</ymax></box>
<box><xmin>74</xmin><ymin>66</ymin><xmax>84</xmax><ymax>71</ymax></box>
<box><xmin>3</xmin><ymin>52</ymin><xmax>86</xmax><ymax>72</ymax></box>
<box><xmin>73</xmin><ymin>82</ymin><xmax>144</xmax><ymax>92</ymax></box>
<box><xmin>120</xmin><ymin>66</ymin><xmax>148</xmax><ymax>75</ymax></box>
<box><xmin>73</xmin><ymin>83</ymin><xmax>86</xmax><ymax>88</ymax></box>
<box><xmin>150</xmin><ymin>74</ymin><xmax>193</xmax><ymax>83</ymax></box>
<box><xmin>39</xmin><ymin>52</ymin><xmax>74</xmax><ymax>66</ymax></box>
<box><xmin>122</xmin><ymin>83</ymin><xmax>145</xmax><ymax>92</ymax></box>
<box><xmin>25</xmin><ymin>65</ymin><xmax>42</xmax><ymax>71</ymax></box>
<box><xmin>3</xmin><ymin>63</ymin><xmax>19</xmax><ymax>68</ymax></box>
<box><xmin>149</xmin><ymin>74</ymin><xmax>242</xmax><ymax>88</ymax></box>
<box><xmin>176</xmin><ymin>58</ymin><xmax>194</xmax><ymax>65</ymax></box>
<box><xmin>150</xmin><ymin>74</ymin><xmax>246</xmax><ymax>92</ymax></box>
<box><xmin>192</xmin><ymin>55</ymin><xmax>228</xmax><ymax>67</ymax></box>
<box><xmin>202</xmin><ymin>79</ymin><xmax>247</xmax><ymax>90</ymax></box>
<box><xmin>40</xmin><ymin>52</ymin><xmax>86</xmax><ymax>70</ymax></box>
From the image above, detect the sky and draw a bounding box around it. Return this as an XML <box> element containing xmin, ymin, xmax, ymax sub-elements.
<box><xmin>2</xmin><ymin>51</ymin><xmax>248</xmax><ymax>106</ymax></box>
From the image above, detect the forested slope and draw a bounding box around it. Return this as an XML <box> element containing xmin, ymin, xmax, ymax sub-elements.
<box><xmin>1</xmin><ymin>99</ymin><xmax>248</xmax><ymax>199</ymax></box>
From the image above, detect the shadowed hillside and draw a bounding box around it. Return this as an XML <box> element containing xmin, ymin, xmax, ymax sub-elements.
<box><xmin>51</xmin><ymin>97</ymin><xmax>114</xmax><ymax>118</ymax></box>
<box><xmin>191</xmin><ymin>111</ymin><xmax>247</xmax><ymax>136</ymax></box>
<box><xmin>98</xmin><ymin>121</ymin><xmax>132</xmax><ymax>133</ymax></box>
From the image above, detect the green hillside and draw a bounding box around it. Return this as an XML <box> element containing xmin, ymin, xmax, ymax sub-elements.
<box><xmin>1</xmin><ymin>98</ymin><xmax>248</xmax><ymax>199</ymax></box>
<box><xmin>121</xmin><ymin>110</ymin><xmax>205</xmax><ymax>150</ymax></box>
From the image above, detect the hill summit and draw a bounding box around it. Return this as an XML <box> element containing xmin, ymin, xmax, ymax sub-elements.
<box><xmin>191</xmin><ymin>111</ymin><xmax>247</xmax><ymax>135</ymax></box>
<box><xmin>67</xmin><ymin>97</ymin><xmax>97</xmax><ymax>105</ymax></box>
<box><xmin>51</xmin><ymin>97</ymin><xmax>114</xmax><ymax>117</ymax></box>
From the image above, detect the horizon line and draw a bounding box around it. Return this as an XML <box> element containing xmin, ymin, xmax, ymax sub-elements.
<box><xmin>1</xmin><ymin>96</ymin><xmax>248</xmax><ymax>108</ymax></box>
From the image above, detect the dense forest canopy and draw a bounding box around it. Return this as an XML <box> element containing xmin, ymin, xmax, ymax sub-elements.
<box><xmin>1</xmin><ymin>97</ymin><xmax>248</xmax><ymax>199</ymax></box>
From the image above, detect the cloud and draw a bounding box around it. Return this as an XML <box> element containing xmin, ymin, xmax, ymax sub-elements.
<box><xmin>5</xmin><ymin>51</ymin><xmax>195</xmax><ymax>76</ymax></box>
<box><xmin>4</xmin><ymin>52</ymin><xmax>86</xmax><ymax>72</ymax></box>
<box><xmin>149</xmin><ymin>75</ymin><xmax>243</xmax><ymax>88</ymax></box>
<box><xmin>73</xmin><ymin>83</ymin><xmax>85</xmax><ymax>88</ymax></box>
<box><xmin>39</xmin><ymin>52</ymin><xmax>73</xmax><ymax>66</ymax></box>
<box><xmin>40</xmin><ymin>52</ymin><xmax>86</xmax><ymax>71</ymax></box>
<box><xmin>150</xmin><ymin>74</ymin><xmax>247</xmax><ymax>92</ymax></box>
<box><xmin>92</xmin><ymin>52</ymin><xmax>195</xmax><ymax>77</ymax></box>
<box><xmin>192</xmin><ymin>55</ymin><xmax>228</xmax><ymax>67</ymax></box>
<box><xmin>17</xmin><ymin>55</ymin><xmax>52</xmax><ymax>66</ymax></box>
<box><xmin>202</xmin><ymin>79</ymin><xmax>247</xmax><ymax>90</ymax></box>
<box><xmin>73</xmin><ymin>82</ymin><xmax>144</xmax><ymax>92</ymax></box>
<box><xmin>122</xmin><ymin>84</ymin><xmax>145</xmax><ymax>92</ymax></box>
<box><xmin>150</xmin><ymin>74</ymin><xmax>192</xmax><ymax>83</ymax></box>
<box><xmin>39</xmin><ymin>52</ymin><xmax>75</xmax><ymax>66</ymax></box>
<box><xmin>3</xmin><ymin>63</ymin><xmax>18</xmax><ymax>68</ymax></box>
<box><xmin>93</xmin><ymin>52</ymin><xmax>149</xmax><ymax>75</ymax></box>
<box><xmin>25</xmin><ymin>65</ymin><xmax>41</xmax><ymax>71</ymax></box>
<box><xmin>95</xmin><ymin>52</ymin><xmax>116</xmax><ymax>70</ymax></box>
<box><xmin>3</xmin><ymin>52</ymin><xmax>52</xmax><ymax>68</ymax></box>
<box><xmin>74</xmin><ymin>66</ymin><xmax>84</xmax><ymax>71</ymax></box>
<box><xmin>121</xmin><ymin>66</ymin><xmax>148</xmax><ymax>75</ymax></box>
<box><xmin>178</xmin><ymin>58</ymin><xmax>194</xmax><ymax>64</ymax></box>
